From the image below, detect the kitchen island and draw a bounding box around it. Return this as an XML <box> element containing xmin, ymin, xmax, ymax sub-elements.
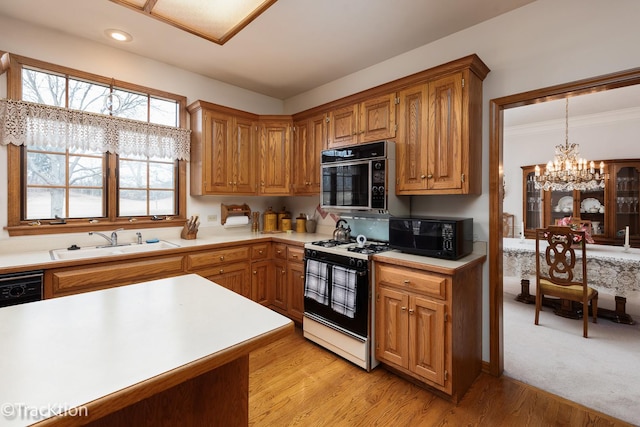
<box><xmin>0</xmin><ymin>274</ymin><xmax>293</xmax><ymax>426</ymax></box>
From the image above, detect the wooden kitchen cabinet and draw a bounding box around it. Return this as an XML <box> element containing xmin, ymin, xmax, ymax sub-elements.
<box><xmin>44</xmin><ymin>255</ymin><xmax>185</xmax><ymax>298</ymax></box>
<box><xmin>374</xmin><ymin>256</ymin><xmax>483</xmax><ymax>402</ymax></box>
<box><xmin>188</xmin><ymin>100</ymin><xmax>258</xmax><ymax>195</ymax></box>
<box><xmin>258</xmin><ymin>116</ymin><xmax>293</xmax><ymax>195</ymax></box>
<box><xmin>326</xmin><ymin>93</ymin><xmax>397</xmax><ymax>149</ymax></box>
<box><xmin>269</xmin><ymin>243</ymin><xmax>304</xmax><ymax>323</ymax></box>
<box><xmin>292</xmin><ymin>112</ymin><xmax>325</xmax><ymax>195</ymax></box>
<box><xmin>186</xmin><ymin>245</ymin><xmax>251</xmax><ymax>298</ymax></box>
<box><xmin>251</xmin><ymin>243</ymin><xmax>271</xmax><ymax>305</ymax></box>
<box><xmin>396</xmin><ymin>60</ymin><xmax>488</xmax><ymax>195</ymax></box>
<box><xmin>286</xmin><ymin>246</ymin><xmax>305</xmax><ymax>323</ymax></box>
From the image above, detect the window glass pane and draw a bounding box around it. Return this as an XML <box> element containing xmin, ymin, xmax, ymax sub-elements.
<box><xmin>119</xmin><ymin>159</ymin><xmax>147</xmax><ymax>188</ymax></box>
<box><xmin>26</xmin><ymin>188</ymin><xmax>66</xmax><ymax>219</ymax></box>
<box><xmin>112</xmin><ymin>89</ymin><xmax>147</xmax><ymax>121</ymax></box>
<box><xmin>149</xmin><ymin>162</ymin><xmax>174</xmax><ymax>188</ymax></box>
<box><xmin>150</xmin><ymin>97</ymin><xmax>178</xmax><ymax>126</ymax></box>
<box><xmin>69</xmin><ymin>156</ymin><xmax>104</xmax><ymax>187</ymax></box>
<box><xmin>149</xmin><ymin>191</ymin><xmax>175</xmax><ymax>215</ymax></box>
<box><xmin>22</xmin><ymin>68</ymin><xmax>65</xmax><ymax>107</ymax></box>
<box><xmin>69</xmin><ymin>189</ymin><xmax>104</xmax><ymax>218</ymax></box>
<box><xmin>119</xmin><ymin>190</ymin><xmax>147</xmax><ymax>217</ymax></box>
<box><xmin>68</xmin><ymin>78</ymin><xmax>110</xmax><ymax>113</ymax></box>
<box><xmin>27</xmin><ymin>152</ymin><xmax>66</xmax><ymax>185</ymax></box>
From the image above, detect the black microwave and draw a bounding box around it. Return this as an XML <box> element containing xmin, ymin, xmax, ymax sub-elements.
<box><xmin>389</xmin><ymin>216</ymin><xmax>473</xmax><ymax>260</ymax></box>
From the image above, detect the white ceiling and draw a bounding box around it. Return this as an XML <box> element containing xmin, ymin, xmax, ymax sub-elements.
<box><xmin>0</xmin><ymin>0</ymin><xmax>535</xmax><ymax>100</ymax></box>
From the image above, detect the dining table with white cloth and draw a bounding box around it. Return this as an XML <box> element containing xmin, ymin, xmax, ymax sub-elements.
<box><xmin>503</xmin><ymin>237</ymin><xmax>640</xmax><ymax>324</ymax></box>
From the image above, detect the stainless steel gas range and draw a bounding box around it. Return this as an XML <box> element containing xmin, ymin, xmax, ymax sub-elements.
<box><xmin>302</xmin><ymin>236</ymin><xmax>392</xmax><ymax>371</ymax></box>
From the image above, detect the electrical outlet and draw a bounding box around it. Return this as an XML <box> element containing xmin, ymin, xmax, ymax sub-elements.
<box><xmin>208</xmin><ymin>214</ymin><xmax>217</xmax><ymax>222</ymax></box>
<box><xmin>473</xmin><ymin>233</ymin><xmax>479</xmax><ymax>242</ymax></box>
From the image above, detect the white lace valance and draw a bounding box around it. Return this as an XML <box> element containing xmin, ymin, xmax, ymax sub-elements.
<box><xmin>0</xmin><ymin>99</ymin><xmax>191</xmax><ymax>160</ymax></box>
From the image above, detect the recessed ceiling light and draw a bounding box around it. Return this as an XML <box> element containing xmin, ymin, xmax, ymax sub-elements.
<box><xmin>105</xmin><ymin>29</ymin><xmax>133</xmax><ymax>42</ymax></box>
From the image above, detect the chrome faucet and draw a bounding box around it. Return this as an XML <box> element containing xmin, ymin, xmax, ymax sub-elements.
<box><xmin>89</xmin><ymin>228</ymin><xmax>124</xmax><ymax>246</ymax></box>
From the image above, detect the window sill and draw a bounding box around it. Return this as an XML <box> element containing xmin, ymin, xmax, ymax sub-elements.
<box><xmin>5</xmin><ymin>218</ymin><xmax>186</xmax><ymax>237</ymax></box>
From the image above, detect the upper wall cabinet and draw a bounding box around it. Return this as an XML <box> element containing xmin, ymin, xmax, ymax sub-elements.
<box><xmin>326</xmin><ymin>93</ymin><xmax>397</xmax><ymax>149</ymax></box>
<box><xmin>258</xmin><ymin>116</ymin><xmax>293</xmax><ymax>196</ymax></box>
<box><xmin>292</xmin><ymin>113</ymin><xmax>325</xmax><ymax>195</ymax></box>
<box><xmin>188</xmin><ymin>101</ymin><xmax>258</xmax><ymax>195</ymax></box>
<box><xmin>395</xmin><ymin>57</ymin><xmax>488</xmax><ymax>195</ymax></box>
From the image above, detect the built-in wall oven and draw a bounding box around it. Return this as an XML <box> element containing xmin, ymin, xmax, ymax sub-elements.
<box><xmin>303</xmin><ymin>236</ymin><xmax>391</xmax><ymax>371</ymax></box>
<box><xmin>320</xmin><ymin>140</ymin><xmax>409</xmax><ymax>215</ymax></box>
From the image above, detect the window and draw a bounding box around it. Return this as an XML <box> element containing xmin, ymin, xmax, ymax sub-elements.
<box><xmin>1</xmin><ymin>54</ymin><xmax>188</xmax><ymax>235</ymax></box>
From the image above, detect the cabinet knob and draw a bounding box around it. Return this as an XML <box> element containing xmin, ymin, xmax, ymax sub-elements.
<box><xmin>401</xmin><ymin>306</ymin><xmax>407</xmax><ymax>311</ymax></box>
<box><xmin>292</xmin><ymin>254</ymin><xmax>298</xmax><ymax>259</ymax></box>
<box><xmin>403</xmin><ymin>279</ymin><xmax>410</xmax><ymax>284</ymax></box>
<box><xmin>259</xmin><ymin>250</ymin><xmax>263</xmax><ymax>254</ymax></box>
<box><xmin>219</xmin><ymin>269</ymin><xmax>224</xmax><ymax>274</ymax></box>
<box><xmin>420</xmin><ymin>175</ymin><xmax>426</xmax><ymax>179</ymax></box>
<box><xmin>219</xmin><ymin>256</ymin><xmax>225</xmax><ymax>261</ymax></box>
<box><xmin>253</xmin><ymin>270</ymin><xmax>257</xmax><ymax>274</ymax></box>
<box><xmin>300</xmin><ymin>275</ymin><xmax>304</xmax><ymax>279</ymax></box>
<box><xmin>281</xmin><ymin>269</ymin><xmax>286</xmax><ymax>275</ymax></box>
<box><xmin>409</xmin><ymin>309</ymin><xmax>415</xmax><ymax>314</ymax></box>
<box><xmin>277</xmin><ymin>250</ymin><xmax>282</xmax><ymax>254</ymax></box>
<box><xmin>427</xmin><ymin>174</ymin><xmax>433</xmax><ymax>179</ymax></box>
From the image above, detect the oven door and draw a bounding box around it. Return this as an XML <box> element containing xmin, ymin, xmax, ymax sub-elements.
<box><xmin>321</xmin><ymin>160</ymin><xmax>371</xmax><ymax>210</ymax></box>
<box><xmin>303</xmin><ymin>257</ymin><xmax>369</xmax><ymax>339</ymax></box>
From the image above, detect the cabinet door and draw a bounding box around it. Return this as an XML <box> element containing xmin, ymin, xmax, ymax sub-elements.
<box><xmin>376</xmin><ymin>285</ymin><xmax>409</xmax><ymax>368</ymax></box>
<box><xmin>327</xmin><ymin>104</ymin><xmax>358</xmax><ymax>149</ymax></box>
<box><xmin>251</xmin><ymin>260</ymin><xmax>271</xmax><ymax>306</ymax></box>
<box><xmin>259</xmin><ymin>120</ymin><xmax>291</xmax><ymax>195</ymax></box>
<box><xmin>272</xmin><ymin>259</ymin><xmax>288</xmax><ymax>312</ymax></box>
<box><xmin>203</xmin><ymin>110</ymin><xmax>234</xmax><ymax>194</ymax></box>
<box><xmin>200</xmin><ymin>262</ymin><xmax>251</xmax><ymax>298</ymax></box>
<box><xmin>409</xmin><ymin>296</ymin><xmax>446</xmax><ymax>386</ymax></box>
<box><xmin>287</xmin><ymin>261</ymin><xmax>305</xmax><ymax>323</ymax></box>
<box><xmin>293</xmin><ymin>113</ymin><xmax>324</xmax><ymax>195</ymax></box>
<box><xmin>611</xmin><ymin>162</ymin><xmax>640</xmax><ymax>245</ymax></box>
<box><xmin>522</xmin><ymin>166</ymin><xmax>543</xmax><ymax>237</ymax></box>
<box><xmin>396</xmin><ymin>83</ymin><xmax>429</xmax><ymax>193</ymax></box>
<box><xmin>427</xmin><ymin>73</ymin><xmax>463</xmax><ymax>191</ymax></box>
<box><xmin>358</xmin><ymin>93</ymin><xmax>396</xmax><ymax>142</ymax></box>
<box><xmin>233</xmin><ymin>116</ymin><xmax>258</xmax><ymax>194</ymax></box>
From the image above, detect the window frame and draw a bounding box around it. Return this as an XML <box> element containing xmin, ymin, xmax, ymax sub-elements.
<box><xmin>3</xmin><ymin>52</ymin><xmax>188</xmax><ymax>236</ymax></box>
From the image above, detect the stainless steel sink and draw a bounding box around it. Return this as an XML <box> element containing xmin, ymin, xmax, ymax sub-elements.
<box><xmin>50</xmin><ymin>240</ymin><xmax>180</xmax><ymax>260</ymax></box>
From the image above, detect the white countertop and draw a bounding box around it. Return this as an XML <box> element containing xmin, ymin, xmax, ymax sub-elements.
<box><xmin>0</xmin><ymin>274</ymin><xmax>292</xmax><ymax>426</ymax></box>
<box><xmin>0</xmin><ymin>228</ymin><xmax>324</xmax><ymax>271</ymax></box>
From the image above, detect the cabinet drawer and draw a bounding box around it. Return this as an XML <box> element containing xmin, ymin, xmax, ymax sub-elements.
<box><xmin>47</xmin><ymin>256</ymin><xmax>185</xmax><ymax>297</ymax></box>
<box><xmin>251</xmin><ymin>243</ymin><xmax>270</xmax><ymax>260</ymax></box>
<box><xmin>287</xmin><ymin>246</ymin><xmax>304</xmax><ymax>263</ymax></box>
<box><xmin>273</xmin><ymin>243</ymin><xmax>287</xmax><ymax>260</ymax></box>
<box><xmin>376</xmin><ymin>264</ymin><xmax>447</xmax><ymax>300</ymax></box>
<box><xmin>187</xmin><ymin>246</ymin><xmax>250</xmax><ymax>269</ymax></box>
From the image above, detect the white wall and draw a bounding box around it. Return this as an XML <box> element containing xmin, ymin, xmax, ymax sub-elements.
<box><xmin>2</xmin><ymin>0</ymin><xmax>640</xmax><ymax>361</ymax></box>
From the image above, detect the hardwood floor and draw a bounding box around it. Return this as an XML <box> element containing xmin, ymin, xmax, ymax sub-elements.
<box><xmin>249</xmin><ymin>327</ymin><xmax>632</xmax><ymax>427</ymax></box>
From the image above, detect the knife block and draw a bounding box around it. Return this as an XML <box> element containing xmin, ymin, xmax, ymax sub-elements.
<box><xmin>181</xmin><ymin>223</ymin><xmax>198</xmax><ymax>240</ymax></box>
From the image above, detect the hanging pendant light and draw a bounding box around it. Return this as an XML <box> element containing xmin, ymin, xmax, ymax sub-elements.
<box><xmin>534</xmin><ymin>98</ymin><xmax>606</xmax><ymax>191</ymax></box>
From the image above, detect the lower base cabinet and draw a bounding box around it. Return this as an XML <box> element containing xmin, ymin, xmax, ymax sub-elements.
<box><xmin>374</xmin><ymin>257</ymin><xmax>483</xmax><ymax>403</ymax></box>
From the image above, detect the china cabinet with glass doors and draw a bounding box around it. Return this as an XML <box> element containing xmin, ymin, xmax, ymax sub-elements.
<box><xmin>522</xmin><ymin>161</ymin><xmax>640</xmax><ymax>247</ymax></box>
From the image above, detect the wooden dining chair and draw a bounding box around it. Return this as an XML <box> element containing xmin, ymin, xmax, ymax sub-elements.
<box><xmin>534</xmin><ymin>226</ymin><xmax>598</xmax><ymax>338</ymax></box>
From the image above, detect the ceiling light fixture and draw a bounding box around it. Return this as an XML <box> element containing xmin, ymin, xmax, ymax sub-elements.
<box><xmin>105</xmin><ymin>29</ymin><xmax>133</xmax><ymax>42</ymax></box>
<box><xmin>109</xmin><ymin>0</ymin><xmax>277</xmax><ymax>45</ymax></box>
<box><xmin>534</xmin><ymin>98</ymin><xmax>605</xmax><ymax>191</ymax></box>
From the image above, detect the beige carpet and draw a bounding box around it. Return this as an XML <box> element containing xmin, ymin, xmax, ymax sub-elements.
<box><xmin>503</xmin><ymin>288</ymin><xmax>640</xmax><ymax>426</ymax></box>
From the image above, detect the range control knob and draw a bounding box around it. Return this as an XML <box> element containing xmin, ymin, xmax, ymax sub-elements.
<box><xmin>356</xmin><ymin>259</ymin><xmax>365</xmax><ymax>268</ymax></box>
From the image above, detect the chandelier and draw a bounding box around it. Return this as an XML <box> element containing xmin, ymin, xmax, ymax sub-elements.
<box><xmin>534</xmin><ymin>98</ymin><xmax>605</xmax><ymax>191</ymax></box>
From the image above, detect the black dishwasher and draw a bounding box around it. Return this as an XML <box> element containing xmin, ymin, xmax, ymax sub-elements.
<box><xmin>0</xmin><ymin>270</ymin><xmax>44</xmax><ymax>308</ymax></box>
